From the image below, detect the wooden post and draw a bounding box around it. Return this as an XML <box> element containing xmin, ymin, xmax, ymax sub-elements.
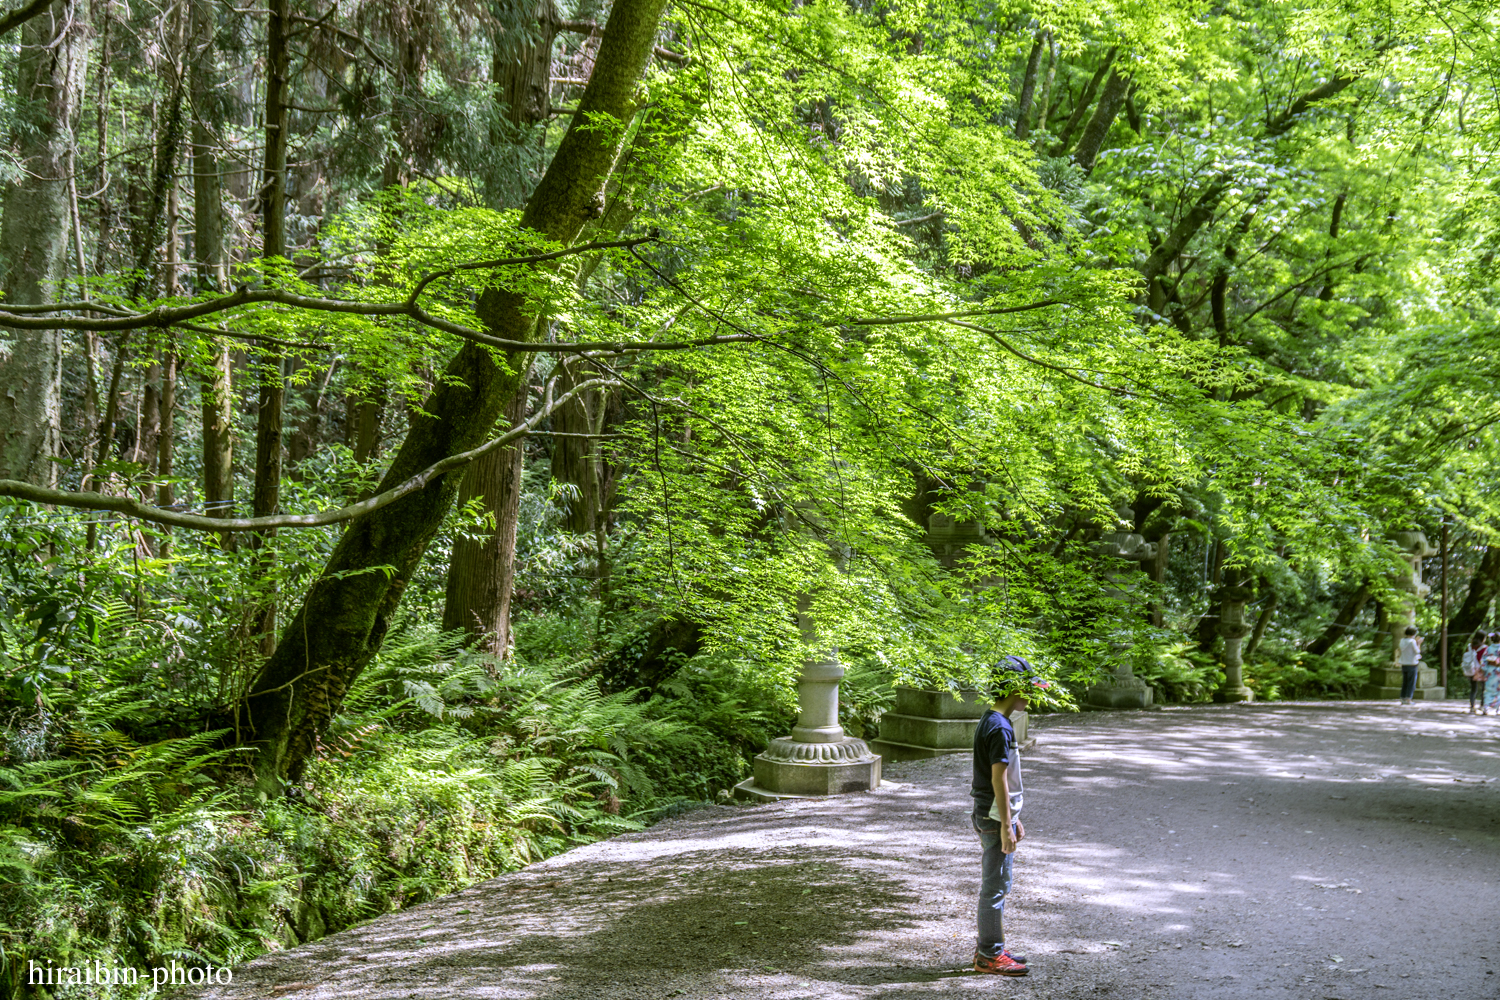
<box><xmin>1440</xmin><ymin>519</ymin><xmax>1449</xmax><ymax>689</ymax></box>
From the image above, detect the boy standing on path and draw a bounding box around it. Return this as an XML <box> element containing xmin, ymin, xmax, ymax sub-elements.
<box><xmin>970</xmin><ymin>655</ymin><xmax>1050</xmax><ymax>976</ymax></box>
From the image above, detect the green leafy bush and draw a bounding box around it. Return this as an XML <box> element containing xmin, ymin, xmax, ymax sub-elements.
<box><xmin>1131</xmin><ymin>640</ymin><xmax>1223</xmax><ymax>704</ymax></box>
<box><xmin>1243</xmin><ymin>640</ymin><xmax>1379</xmax><ymax>701</ymax></box>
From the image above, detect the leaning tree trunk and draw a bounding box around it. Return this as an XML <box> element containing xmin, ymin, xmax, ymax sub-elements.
<box><xmin>1073</xmin><ymin>69</ymin><xmax>1130</xmax><ymax>174</ymax></box>
<box><xmin>1446</xmin><ymin>545</ymin><xmax>1500</xmax><ymax>643</ymax></box>
<box><xmin>241</xmin><ymin>0</ymin><xmax>671</xmax><ymax>792</ymax></box>
<box><xmin>1304</xmin><ymin>580</ymin><xmax>1372</xmax><ymax>657</ymax></box>
<box><xmin>0</xmin><ymin>0</ymin><xmax>87</xmax><ymax>485</ymax></box>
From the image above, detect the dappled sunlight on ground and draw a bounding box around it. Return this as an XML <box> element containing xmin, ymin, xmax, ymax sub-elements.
<box><xmin>190</xmin><ymin>702</ymin><xmax>1500</xmax><ymax>1000</ymax></box>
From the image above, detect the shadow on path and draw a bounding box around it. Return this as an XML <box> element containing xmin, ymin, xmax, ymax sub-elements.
<box><xmin>189</xmin><ymin>702</ymin><xmax>1500</xmax><ymax>1000</ymax></box>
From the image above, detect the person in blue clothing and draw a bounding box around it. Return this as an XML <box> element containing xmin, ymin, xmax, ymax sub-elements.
<box><xmin>969</xmin><ymin>655</ymin><xmax>1050</xmax><ymax>977</ymax></box>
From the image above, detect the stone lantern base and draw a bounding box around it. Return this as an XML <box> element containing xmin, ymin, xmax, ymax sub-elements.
<box><xmin>1361</xmin><ymin>665</ymin><xmax>1446</xmax><ymax>701</ymax></box>
<box><xmin>732</xmin><ymin>736</ymin><xmax>881</xmax><ymax>802</ymax></box>
<box><xmin>869</xmin><ymin>687</ymin><xmax>1031</xmax><ymax>761</ymax></box>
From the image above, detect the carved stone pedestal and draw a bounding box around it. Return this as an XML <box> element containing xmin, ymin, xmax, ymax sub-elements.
<box><xmin>733</xmin><ymin>650</ymin><xmax>882</xmax><ymax>803</ymax></box>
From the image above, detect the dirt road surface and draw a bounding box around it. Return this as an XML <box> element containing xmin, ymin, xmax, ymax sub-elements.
<box><xmin>192</xmin><ymin>702</ymin><xmax>1500</xmax><ymax>1000</ymax></box>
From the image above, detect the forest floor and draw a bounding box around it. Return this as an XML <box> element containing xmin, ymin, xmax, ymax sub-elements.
<box><xmin>189</xmin><ymin>702</ymin><xmax>1500</xmax><ymax>1000</ymax></box>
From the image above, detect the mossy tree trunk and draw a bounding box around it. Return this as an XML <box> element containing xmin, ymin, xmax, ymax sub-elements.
<box><xmin>0</xmin><ymin>0</ymin><xmax>87</xmax><ymax>486</ymax></box>
<box><xmin>241</xmin><ymin>0</ymin><xmax>670</xmax><ymax>791</ymax></box>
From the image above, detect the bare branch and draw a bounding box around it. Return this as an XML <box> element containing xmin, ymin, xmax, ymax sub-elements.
<box><xmin>0</xmin><ymin>378</ymin><xmax>618</xmax><ymax>530</ymax></box>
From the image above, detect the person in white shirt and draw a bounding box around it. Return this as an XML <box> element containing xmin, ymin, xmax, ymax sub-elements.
<box><xmin>1398</xmin><ymin>626</ymin><xmax>1422</xmax><ymax>704</ymax></box>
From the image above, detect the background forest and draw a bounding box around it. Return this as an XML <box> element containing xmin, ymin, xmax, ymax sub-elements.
<box><xmin>0</xmin><ymin>0</ymin><xmax>1497</xmax><ymax>994</ymax></box>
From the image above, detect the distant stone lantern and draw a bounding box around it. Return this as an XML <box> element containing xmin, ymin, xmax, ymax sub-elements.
<box><xmin>1086</xmin><ymin>508</ymin><xmax>1158</xmax><ymax>709</ymax></box>
<box><xmin>1360</xmin><ymin>532</ymin><xmax>1443</xmax><ymax>700</ymax></box>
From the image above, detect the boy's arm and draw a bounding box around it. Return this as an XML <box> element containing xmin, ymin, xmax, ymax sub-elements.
<box><xmin>992</xmin><ymin>762</ymin><xmax>1016</xmax><ymax>852</ymax></box>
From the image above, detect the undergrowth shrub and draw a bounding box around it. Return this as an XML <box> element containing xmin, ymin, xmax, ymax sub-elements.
<box><xmin>1131</xmin><ymin>640</ymin><xmax>1222</xmax><ymax>704</ymax></box>
<box><xmin>1243</xmin><ymin>639</ymin><xmax>1380</xmax><ymax>700</ymax></box>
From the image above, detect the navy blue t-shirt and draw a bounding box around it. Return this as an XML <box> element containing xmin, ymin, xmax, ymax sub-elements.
<box><xmin>971</xmin><ymin>709</ymin><xmax>1014</xmax><ymax>809</ymax></box>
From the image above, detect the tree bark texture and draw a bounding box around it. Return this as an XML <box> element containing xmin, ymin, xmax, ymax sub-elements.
<box><xmin>1050</xmin><ymin>47</ymin><xmax>1114</xmax><ymax>155</ymax></box>
<box><xmin>1013</xmin><ymin>34</ymin><xmax>1043</xmax><ymax>139</ymax></box>
<box><xmin>241</xmin><ymin>0</ymin><xmax>670</xmax><ymax>790</ymax></box>
<box><xmin>438</xmin><ymin>0</ymin><xmax>559</xmax><ymax>647</ymax></box>
<box><xmin>1447</xmin><ymin>545</ymin><xmax>1500</xmax><ymax>644</ymax></box>
<box><xmin>0</xmin><ymin>0</ymin><xmax>87</xmax><ymax>485</ymax></box>
<box><xmin>1033</xmin><ymin>33</ymin><xmax>1057</xmax><ymax>134</ymax></box>
<box><xmin>1304</xmin><ymin>581</ymin><xmax>1371</xmax><ymax>657</ymax></box>
<box><xmin>441</xmin><ymin>384</ymin><xmax>529</xmax><ymax>653</ymax></box>
<box><xmin>1073</xmin><ymin>69</ymin><xmax>1130</xmax><ymax>174</ymax></box>
<box><xmin>191</xmin><ymin>0</ymin><xmax>225</xmax><ymax>292</ymax></box>
<box><xmin>250</xmin><ymin>0</ymin><xmax>290</xmax><ymax>649</ymax></box>
<box><xmin>200</xmin><ymin>343</ymin><xmax>234</xmax><ymax>516</ymax></box>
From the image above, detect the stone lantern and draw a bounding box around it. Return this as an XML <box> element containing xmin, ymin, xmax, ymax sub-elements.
<box><xmin>1085</xmin><ymin>510</ymin><xmax>1159</xmax><ymax>709</ymax></box>
<box><xmin>733</xmin><ymin>513</ymin><xmax>882</xmax><ymax>802</ymax></box>
<box><xmin>1361</xmin><ymin>531</ymin><xmax>1444</xmax><ymax>700</ymax></box>
<box><xmin>732</xmin><ymin>597</ymin><xmax>882</xmax><ymax>802</ymax></box>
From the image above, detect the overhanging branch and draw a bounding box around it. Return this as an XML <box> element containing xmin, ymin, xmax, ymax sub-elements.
<box><xmin>0</xmin><ymin>378</ymin><xmax>618</xmax><ymax>531</ymax></box>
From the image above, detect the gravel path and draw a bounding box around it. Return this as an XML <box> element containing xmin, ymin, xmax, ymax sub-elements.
<box><xmin>192</xmin><ymin>702</ymin><xmax>1500</xmax><ymax>1000</ymax></box>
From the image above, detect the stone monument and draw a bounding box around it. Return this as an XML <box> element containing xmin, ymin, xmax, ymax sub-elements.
<box><xmin>1085</xmin><ymin>510</ymin><xmax>1158</xmax><ymax>709</ymax></box>
<box><xmin>869</xmin><ymin>687</ymin><xmax>1029</xmax><ymax>761</ymax></box>
<box><xmin>927</xmin><ymin>511</ymin><xmax>988</xmax><ymax>569</ymax></box>
<box><xmin>733</xmin><ymin>598</ymin><xmax>882</xmax><ymax>802</ymax></box>
<box><xmin>1361</xmin><ymin>531</ymin><xmax>1445</xmax><ymax>701</ymax></box>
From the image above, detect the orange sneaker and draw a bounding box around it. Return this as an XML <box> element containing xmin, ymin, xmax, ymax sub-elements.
<box><xmin>974</xmin><ymin>950</ymin><xmax>1028</xmax><ymax>976</ymax></box>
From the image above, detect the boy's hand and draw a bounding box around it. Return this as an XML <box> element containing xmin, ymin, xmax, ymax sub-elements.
<box><xmin>1001</xmin><ymin>827</ymin><xmax>1016</xmax><ymax>853</ymax></box>
<box><xmin>1015</xmin><ymin>819</ymin><xmax>1025</xmax><ymax>844</ymax></box>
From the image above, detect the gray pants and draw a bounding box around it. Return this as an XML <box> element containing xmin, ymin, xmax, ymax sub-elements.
<box><xmin>972</xmin><ymin>807</ymin><xmax>1016</xmax><ymax>958</ymax></box>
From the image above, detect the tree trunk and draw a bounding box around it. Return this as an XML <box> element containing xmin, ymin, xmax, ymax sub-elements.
<box><xmin>191</xmin><ymin>0</ymin><xmax>225</xmax><ymax>292</ymax></box>
<box><xmin>136</xmin><ymin>360</ymin><xmax>161</xmax><ymax>471</ymax></box>
<box><xmin>550</xmin><ymin>358</ymin><xmax>603</xmax><ymax>535</ymax></box>
<box><xmin>1073</xmin><ymin>69</ymin><xmax>1130</xmax><ymax>174</ymax></box>
<box><xmin>1304</xmin><ymin>581</ymin><xmax>1372</xmax><ymax>656</ymax></box>
<box><xmin>240</xmin><ymin>0</ymin><xmax>671</xmax><ymax>791</ymax></box>
<box><xmin>1013</xmin><ymin>33</ymin><xmax>1043</xmax><ymax>139</ymax></box>
<box><xmin>1244</xmin><ymin>588</ymin><xmax>1277</xmax><ymax>662</ymax></box>
<box><xmin>0</xmin><ymin>0</ymin><xmax>87</xmax><ymax>485</ymax></box>
<box><xmin>1033</xmin><ymin>32</ymin><xmax>1057</xmax><ymax>134</ymax></box>
<box><xmin>442</xmin><ymin>385</ymin><xmax>529</xmax><ymax>653</ymax></box>
<box><xmin>192</xmin><ymin>2</ymin><xmax>233</xmax><ymax>533</ymax></box>
<box><xmin>250</xmin><ymin>0</ymin><xmax>291</xmax><ymax>651</ymax></box>
<box><xmin>1447</xmin><ymin>545</ymin><xmax>1500</xmax><ymax>643</ymax></box>
<box><xmin>440</xmin><ymin>0</ymin><xmax>558</xmax><ymax>645</ymax></box>
<box><xmin>1050</xmin><ymin>47</ymin><xmax>1115</xmax><ymax>155</ymax></box>
<box><xmin>156</xmin><ymin>351</ymin><xmax>177</xmax><ymax>556</ymax></box>
<box><xmin>200</xmin><ymin>343</ymin><xmax>234</xmax><ymax>520</ymax></box>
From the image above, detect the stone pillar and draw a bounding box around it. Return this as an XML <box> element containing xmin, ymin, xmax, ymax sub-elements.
<box><xmin>1213</xmin><ymin>574</ymin><xmax>1255</xmax><ymax>703</ymax></box>
<box><xmin>734</xmin><ymin>601</ymin><xmax>881</xmax><ymax>802</ymax></box>
<box><xmin>1085</xmin><ymin>510</ymin><xmax>1158</xmax><ymax>709</ymax></box>
<box><xmin>1362</xmin><ymin>532</ymin><xmax>1444</xmax><ymax>700</ymax></box>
